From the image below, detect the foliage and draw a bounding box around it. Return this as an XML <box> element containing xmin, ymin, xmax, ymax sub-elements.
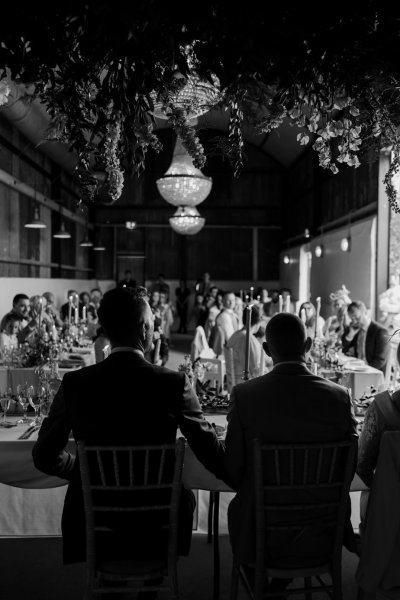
<box><xmin>1</xmin><ymin>3</ymin><xmax>400</xmax><ymax>208</ymax></box>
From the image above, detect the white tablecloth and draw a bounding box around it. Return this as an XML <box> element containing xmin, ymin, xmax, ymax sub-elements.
<box><xmin>341</xmin><ymin>366</ymin><xmax>385</xmax><ymax>400</ymax></box>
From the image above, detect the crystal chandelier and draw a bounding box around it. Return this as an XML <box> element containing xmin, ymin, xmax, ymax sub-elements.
<box><xmin>151</xmin><ymin>71</ymin><xmax>220</xmax><ymax>121</ymax></box>
<box><xmin>169</xmin><ymin>206</ymin><xmax>205</xmax><ymax>236</ymax></box>
<box><xmin>156</xmin><ymin>137</ymin><xmax>212</xmax><ymax>207</ymax></box>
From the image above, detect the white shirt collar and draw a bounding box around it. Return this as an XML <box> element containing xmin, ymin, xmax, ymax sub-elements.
<box><xmin>111</xmin><ymin>347</ymin><xmax>144</xmax><ymax>357</ymax></box>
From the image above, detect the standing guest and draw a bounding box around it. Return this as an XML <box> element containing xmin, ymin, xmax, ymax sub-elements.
<box><xmin>205</xmin><ymin>293</ymin><xmax>223</xmax><ymax>340</ymax></box>
<box><xmin>151</xmin><ymin>274</ymin><xmax>170</xmax><ymax>300</ymax></box>
<box><xmin>208</xmin><ymin>285</ymin><xmax>219</xmax><ymax>300</ymax></box>
<box><xmin>223</xmin><ymin>313</ymin><xmax>358</xmax><ymax>581</ymax></box>
<box><xmin>234</xmin><ymin>295</ymin><xmax>244</xmax><ymax>329</ymax></box>
<box><xmin>195</xmin><ymin>272</ymin><xmax>212</xmax><ymax>297</ymax></box>
<box><xmin>211</xmin><ymin>291</ymin><xmax>240</xmax><ymax>356</ymax></box>
<box><xmin>32</xmin><ymin>288</ymin><xmax>225</xmax><ymax>568</ymax></box>
<box><xmin>299</xmin><ymin>301</ymin><xmax>325</xmax><ymax>339</ymax></box>
<box><xmin>0</xmin><ymin>315</ymin><xmax>19</xmax><ymax>350</ymax></box>
<box><xmin>43</xmin><ymin>292</ymin><xmax>64</xmax><ymax>328</ymax></box>
<box><xmin>159</xmin><ymin>292</ymin><xmax>174</xmax><ymax>344</ymax></box>
<box><xmin>175</xmin><ymin>280</ymin><xmax>190</xmax><ymax>334</ymax></box>
<box><xmin>342</xmin><ymin>300</ymin><xmax>389</xmax><ymax>372</ymax></box>
<box><xmin>60</xmin><ymin>291</ymin><xmax>83</xmax><ymax>322</ymax></box>
<box><xmin>118</xmin><ymin>269</ymin><xmax>137</xmax><ymax>290</ymax></box>
<box><xmin>191</xmin><ymin>294</ymin><xmax>208</xmax><ymax>329</ymax></box>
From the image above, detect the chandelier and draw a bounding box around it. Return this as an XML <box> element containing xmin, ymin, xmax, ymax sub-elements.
<box><xmin>156</xmin><ymin>136</ymin><xmax>212</xmax><ymax>207</ymax></box>
<box><xmin>169</xmin><ymin>206</ymin><xmax>205</xmax><ymax>236</ymax></box>
<box><xmin>151</xmin><ymin>71</ymin><xmax>220</xmax><ymax>121</ymax></box>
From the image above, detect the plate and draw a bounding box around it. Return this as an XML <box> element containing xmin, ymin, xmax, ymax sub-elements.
<box><xmin>346</xmin><ymin>365</ymin><xmax>370</xmax><ymax>372</ymax></box>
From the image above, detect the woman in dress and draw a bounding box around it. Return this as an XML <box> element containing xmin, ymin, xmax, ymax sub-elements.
<box><xmin>299</xmin><ymin>301</ymin><xmax>325</xmax><ymax>339</ymax></box>
<box><xmin>323</xmin><ymin>285</ymin><xmax>352</xmax><ymax>343</ymax></box>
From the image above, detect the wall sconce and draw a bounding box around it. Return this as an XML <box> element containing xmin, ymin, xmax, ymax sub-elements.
<box><xmin>315</xmin><ymin>244</ymin><xmax>324</xmax><ymax>258</ymax></box>
<box><xmin>283</xmin><ymin>254</ymin><xmax>290</xmax><ymax>265</ymax></box>
<box><xmin>79</xmin><ymin>232</ymin><xmax>93</xmax><ymax>247</ymax></box>
<box><xmin>304</xmin><ymin>228</ymin><xmax>310</xmax><ymax>239</ymax></box>
<box><xmin>125</xmin><ymin>221</ymin><xmax>136</xmax><ymax>230</ymax></box>
<box><xmin>340</xmin><ymin>237</ymin><xmax>351</xmax><ymax>252</ymax></box>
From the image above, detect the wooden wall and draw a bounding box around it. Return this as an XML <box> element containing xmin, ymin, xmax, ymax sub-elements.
<box><xmin>0</xmin><ymin>115</ymin><xmax>93</xmax><ymax>278</ymax></box>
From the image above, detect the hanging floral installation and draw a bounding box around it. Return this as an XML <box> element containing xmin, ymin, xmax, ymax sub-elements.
<box><xmin>0</xmin><ymin>4</ymin><xmax>400</xmax><ymax>209</ymax></box>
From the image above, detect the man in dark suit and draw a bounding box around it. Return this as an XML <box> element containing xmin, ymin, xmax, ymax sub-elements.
<box><xmin>224</xmin><ymin>313</ymin><xmax>358</xmax><ymax>574</ymax></box>
<box><xmin>33</xmin><ymin>287</ymin><xmax>224</xmax><ymax>566</ymax></box>
<box><xmin>342</xmin><ymin>300</ymin><xmax>389</xmax><ymax>372</ymax></box>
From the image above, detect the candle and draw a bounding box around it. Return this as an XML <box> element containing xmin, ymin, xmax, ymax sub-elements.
<box><xmin>315</xmin><ymin>296</ymin><xmax>321</xmax><ymax>338</ymax></box>
<box><xmin>75</xmin><ymin>305</ymin><xmax>79</xmax><ymax>325</ymax></box>
<box><xmin>301</xmin><ymin>307</ymin><xmax>306</xmax><ymax>323</ymax></box>
<box><xmin>243</xmin><ymin>305</ymin><xmax>252</xmax><ymax>381</ymax></box>
<box><xmin>286</xmin><ymin>295</ymin><xmax>291</xmax><ymax>313</ymax></box>
<box><xmin>68</xmin><ymin>296</ymin><xmax>72</xmax><ymax>326</ymax></box>
<box><xmin>278</xmin><ymin>295</ymin><xmax>283</xmax><ymax>313</ymax></box>
<box><xmin>38</xmin><ymin>297</ymin><xmax>43</xmax><ymax>333</ymax></box>
<box><xmin>82</xmin><ymin>306</ymin><xmax>87</xmax><ymax>322</ymax></box>
<box><xmin>240</xmin><ymin>289</ymin><xmax>244</xmax><ymax>301</ymax></box>
<box><xmin>250</xmin><ymin>286</ymin><xmax>254</xmax><ymax>301</ymax></box>
<box><xmin>257</xmin><ymin>295</ymin><xmax>261</xmax><ymax>302</ymax></box>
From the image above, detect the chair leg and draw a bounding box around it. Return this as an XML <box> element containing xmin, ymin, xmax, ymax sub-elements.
<box><xmin>207</xmin><ymin>491</ymin><xmax>214</xmax><ymax>544</ymax></box>
<box><xmin>304</xmin><ymin>576</ymin><xmax>312</xmax><ymax>600</ymax></box>
<box><xmin>230</xmin><ymin>565</ymin><xmax>239</xmax><ymax>600</ymax></box>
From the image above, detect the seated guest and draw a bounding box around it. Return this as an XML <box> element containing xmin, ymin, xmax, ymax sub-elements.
<box><xmin>0</xmin><ymin>293</ymin><xmax>30</xmax><ymax>335</ymax></box>
<box><xmin>118</xmin><ymin>269</ymin><xmax>137</xmax><ymax>290</ymax></box>
<box><xmin>28</xmin><ymin>295</ymin><xmax>53</xmax><ymax>336</ymax></box>
<box><xmin>223</xmin><ymin>313</ymin><xmax>357</xmax><ymax>575</ymax></box>
<box><xmin>265</xmin><ymin>289</ymin><xmax>280</xmax><ymax>317</ymax></box>
<box><xmin>60</xmin><ymin>290</ymin><xmax>83</xmax><ymax>322</ymax></box>
<box><xmin>324</xmin><ymin>285</ymin><xmax>352</xmax><ymax>341</ymax></box>
<box><xmin>299</xmin><ymin>301</ymin><xmax>325</xmax><ymax>339</ymax></box>
<box><xmin>225</xmin><ymin>305</ymin><xmax>265</xmax><ymax>390</ymax></box>
<box><xmin>33</xmin><ymin>288</ymin><xmax>225</xmax><ymax>567</ymax></box>
<box><xmin>79</xmin><ymin>291</ymin><xmax>96</xmax><ymax>320</ymax></box>
<box><xmin>90</xmin><ymin>288</ymin><xmax>102</xmax><ymax>319</ymax></box>
<box><xmin>342</xmin><ymin>300</ymin><xmax>389</xmax><ymax>372</ymax></box>
<box><xmin>281</xmin><ymin>287</ymin><xmax>295</xmax><ymax>313</ymax></box>
<box><xmin>211</xmin><ymin>291</ymin><xmax>240</xmax><ymax>356</ymax></box>
<box><xmin>43</xmin><ymin>292</ymin><xmax>64</xmax><ymax>328</ymax></box>
<box><xmin>0</xmin><ymin>314</ymin><xmax>19</xmax><ymax>350</ymax></box>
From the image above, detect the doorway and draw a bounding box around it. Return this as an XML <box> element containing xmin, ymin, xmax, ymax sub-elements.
<box><xmin>116</xmin><ymin>254</ymin><xmax>146</xmax><ymax>287</ymax></box>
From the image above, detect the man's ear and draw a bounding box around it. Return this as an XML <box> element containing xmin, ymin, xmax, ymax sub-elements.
<box><xmin>305</xmin><ymin>336</ymin><xmax>312</xmax><ymax>353</ymax></box>
<box><xmin>263</xmin><ymin>341</ymin><xmax>271</xmax><ymax>357</ymax></box>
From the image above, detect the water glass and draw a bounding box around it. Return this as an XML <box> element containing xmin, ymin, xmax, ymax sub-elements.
<box><xmin>0</xmin><ymin>394</ymin><xmax>12</xmax><ymax>427</ymax></box>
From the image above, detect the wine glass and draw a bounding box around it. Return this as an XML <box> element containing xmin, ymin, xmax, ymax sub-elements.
<box><xmin>27</xmin><ymin>385</ymin><xmax>40</xmax><ymax>425</ymax></box>
<box><xmin>0</xmin><ymin>393</ymin><xmax>12</xmax><ymax>427</ymax></box>
<box><xmin>17</xmin><ymin>383</ymin><xmax>31</xmax><ymax>423</ymax></box>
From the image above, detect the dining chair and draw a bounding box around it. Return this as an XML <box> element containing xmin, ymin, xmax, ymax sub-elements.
<box><xmin>231</xmin><ymin>437</ymin><xmax>357</xmax><ymax>600</ymax></box>
<box><xmin>77</xmin><ymin>438</ymin><xmax>185</xmax><ymax>600</ymax></box>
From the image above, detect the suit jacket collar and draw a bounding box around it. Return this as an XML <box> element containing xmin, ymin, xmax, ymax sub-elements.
<box><xmin>272</xmin><ymin>361</ymin><xmax>312</xmax><ymax>375</ymax></box>
<box><xmin>105</xmin><ymin>350</ymin><xmax>150</xmax><ymax>366</ymax></box>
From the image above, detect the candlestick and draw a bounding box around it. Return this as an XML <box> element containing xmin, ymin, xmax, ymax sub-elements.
<box><xmin>75</xmin><ymin>305</ymin><xmax>79</xmax><ymax>325</ymax></box>
<box><xmin>315</xmin><ymin>296</ymin><xmax>321</xmax><ymax>338</ymax></box>
<box><xmin>278</xmin><ymin>295</ymin><xmax>283</xmax><ymax>313</ymax></box>
<box><xmin>68</xmin><ymin>296</ymin><xmax>72</xmax><ymax>326</ymax></box>
<box><xmin>250</xmin><ymin>287</ymin><xmax>254</xmax><ymax>301</ymax></box>
<box><xmin>245</xmin><ymin>294</ymin><xmax>249</xmax><ymax>303</ymax></box>
<box><xmin>240</xmin><ymin>289</ymin><xmax>243</xmax><ymax>301</ymax></box>
<box><xmin>286</xmin><ymin>295</ymin><xmax>291</xmax><ymax>313</ymax></box>
<box><xmin>82</xmin><ymin>306</ymin><xmax>87</xmax><ymax>322</ymax></box>
<box><xmin>243</xmin><ymin>305</ymin><xmax>253</xmax><ymax>381</ymax></box>
<box><xmin>38</xmin><ymin>297</ymin><xmax>43</xmax><ymax>333</ymax></box>
<box><xmin>301</xmin><ymin>307</ymin><xmax>306</xmax><ymax>323</ymax></box>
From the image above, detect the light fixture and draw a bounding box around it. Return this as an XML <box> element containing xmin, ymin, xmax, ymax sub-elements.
<box><xmin>156</xmin><ymin>136</ymin><xmax>212</xmax><ymax>208</ymax></box>
<box><xmin>53</xmin><ymin>221</ymin><xmax>71</xmax><ymax>239</ymax></box>
<box><xmin>79</xmin><ymin>232</ymin><xmax>93</xmax><ymax>247</ymax></box>
<box><xmin>125</xmin><ymin>221</ymin><xmax>136</xmax><ymax>230</ymax></box>
<box><xmin>151</xmin><ymin>71</ymin><xmax>220</xmax><ymax>120</ymax></box>
<box><xmin>25</xmin><ymin>206</ymin><xmax>47</xmax><ymax>229</ymax></box>
<box><xmin>93</xmin><ymin>244</ymin><xmax>106</xmax><ymax>251</ymax></box>
<box><xmin>283</xmin><ymin>255</ymin><xmax>290</xmax><ymax>265</ymax></box>
<box><xmin>304</xmin><ymin>228</ymin><xmax>310</xmax><ymax>239</ymax></box>
<box><xmin>340</xmin><ymin>236</ymin><xmax>351</xmax><ymax>252</ymax></box>
<box><xmin>315</xmin><ymin>244</ymin><xmax>324</xmax><ymax>258</ymax></box>
<box><xmin>169</xmin><ymin>206</ymin><xmax>205</xmax><ymax>236</ymax></box>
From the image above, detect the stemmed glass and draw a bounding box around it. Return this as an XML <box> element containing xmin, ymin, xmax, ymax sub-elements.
<box><xmin>17</xmin><ymin>383</ymin><xmax>31</xmax><ymax>423</ymax></box>
<box><xmin>0</xmin><ymin>393</ymin><xmax>12</xmax><ymax>427</ymax></box>
<box><xmin>28</xmin><ymin>385</ymin><xmax>41</xmax><ymax>425</ymax></box>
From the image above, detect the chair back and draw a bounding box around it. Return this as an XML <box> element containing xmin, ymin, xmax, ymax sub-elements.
<box><xmin>77</xmin><ymin>438</ymin><xmax>185</xmax><ymax>577</ymax></box>
<box><xmin>252</xmin><ymin>437</ymin><xmax>357</xmax><ymax>598</ymax></box>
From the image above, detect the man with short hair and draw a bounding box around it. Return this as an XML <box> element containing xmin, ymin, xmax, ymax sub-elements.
<box><xmin>224</xmin><ymin>313</ymin><xmax>357</xmax><ymax>573</ymax></box>
<box><xmin>33</xmin><ymin>287</ymin><xmax>224</xmax><ymax>567</ymax></box>
<box><xmin>0</xmin><ymin>293</ymin><xmax>41</xmax><ymax>343</ymax></box>
<box><xmin>211</xmin><ymin>291</ymin><xmax>240</xmax><ymax>356</ymax></box>
<box><xmin>118</xmin><ymin>269</ymin><xmax>137</xmax><ymax>290</ymax></box>
<box><xmin>342</xmin><ymin>300</ymin><xmax>389</xmax><ymax>372</ymax></box>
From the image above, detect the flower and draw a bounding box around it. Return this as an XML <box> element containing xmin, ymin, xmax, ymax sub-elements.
<box><xmin>0</xmin><ymin>78</ymin><xmax>10</xmax><ymax>106</ymax></box>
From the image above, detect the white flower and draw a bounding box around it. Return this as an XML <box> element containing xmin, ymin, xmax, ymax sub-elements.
<box><xmin>0</xmin><ymin>78</ymin><xmax>11</xmax><ymax>106</ymax></box>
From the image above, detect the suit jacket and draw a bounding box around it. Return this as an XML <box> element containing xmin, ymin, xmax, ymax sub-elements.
<box><xmin>342</xmin><ymin>320</ymin><xmax>389</xmax><ymax>372</ymax></box>
<box><xmin>32</xmin><ymin>351</ymin><xmax>224</xmax><ymax>563</ymax></box>
<box><xmin>223</xmin><ymin>362</ymin><xmax>358</xmax><ymax>566</ymax></box>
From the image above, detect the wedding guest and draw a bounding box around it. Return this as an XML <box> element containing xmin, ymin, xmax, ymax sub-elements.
<box><xmin>204</xmin><ymin>293</ymin><xmax>223</xmax><ymax>339</ymax></box>
<box><xmin>90</xmin><ymin>288</ymin><xmax>102</xmax><ymax>318</ymax></box>
<box><xmin>175</xmin><ymin>279</ymin><xmax>190</xmax><ymax>333</ymax></box>
<box><xmin>281</xmin><ymin>287</ymin><xmax>295</xmax><ymax>313</ymax></box>
<box><xmin>0</xmin><ymin>315</ymin><xmax>19</xmax><ymax>350</ymax></box>
<box><xmin>342</xmin><ymin>300</ymin><xmax>389</xmax><ymax>372</ymax></box>
<box><xmin>79</xmin><ymin>291</ymin><xmax>96</xmax><ymax>320</ymax></box>
<box><xmin>0</xmin><ymin>293</ymin><xmax>30</xmax><ymax>332</ymax></box>
<box><xmin>194</xmin><ymin>272</ymin><xmax>212</xmax><ymax>297</ymax></box>
<box><xmin>159</xmin><ymin>292</ymin><xmax>174</xmax><ymax>343</ymax></box>
<box><xmin>118</xmin><ymin>269</ymin><xmax>137</xmax><ymax>290</ymax></box>
<box><xmin>265</xmin><ymin>289</ymin><xmax>280</xmax><ymax>317</ymax></box>
<box><xmin>211</xmin><ymin>291</ymin><xmax>240</xmax><ymax>356</ymax></box>
<box><xmin>225</xmin><ymin>305</ymin><xmax>265</xmax><ymax>391</ymax></box>
<box><xmin>33</xmin><ymin>287</ymin><xmax>224</xmax><ymax>569</ymax></box>
<box><xmin>223</xmin><ymin>313</ymin><xmax>358</xmax><ymax>583</ymax></box>
<box><xmin>151</xmin><ymin>273</ymin><xmax>170</xmax><ymax>300</ymax></box>
<box><xmin>191</xmin><ymin>294</ymin><xmax>208</xmax><ymax>329</ymax></box>
<box><xmin>324</xmin><ymin>285</ymin><xmax>352</xmax><ymax>341</ymax></box>
<box><xmin>299</xmin><ymin>301</ymin><xmax>325</xmax><ymax>339</ymax></box>
<box><xmin>234</xmin><ymin>295</ymin><xmax>244</xmax><ymax>329</ymax></box>
<box><xmin>28</xmin><ymin>295</ymin><xmax>53</xmax><ymax>336</ymax></box>
<box><xmin>43</xmin><ymin>292</ymin><xmax>64</xmax><ymax>328</ymax></box>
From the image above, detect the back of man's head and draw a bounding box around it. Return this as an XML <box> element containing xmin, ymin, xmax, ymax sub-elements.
<box><xmin>265</xmin><ymin>313</ymin><xmax>308</xmax><ymax>362</ymax></box>
<box><xmin>98</xmin><ymin>288</ymin><xmax>150</xmax><ymax>345</ymax></box>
